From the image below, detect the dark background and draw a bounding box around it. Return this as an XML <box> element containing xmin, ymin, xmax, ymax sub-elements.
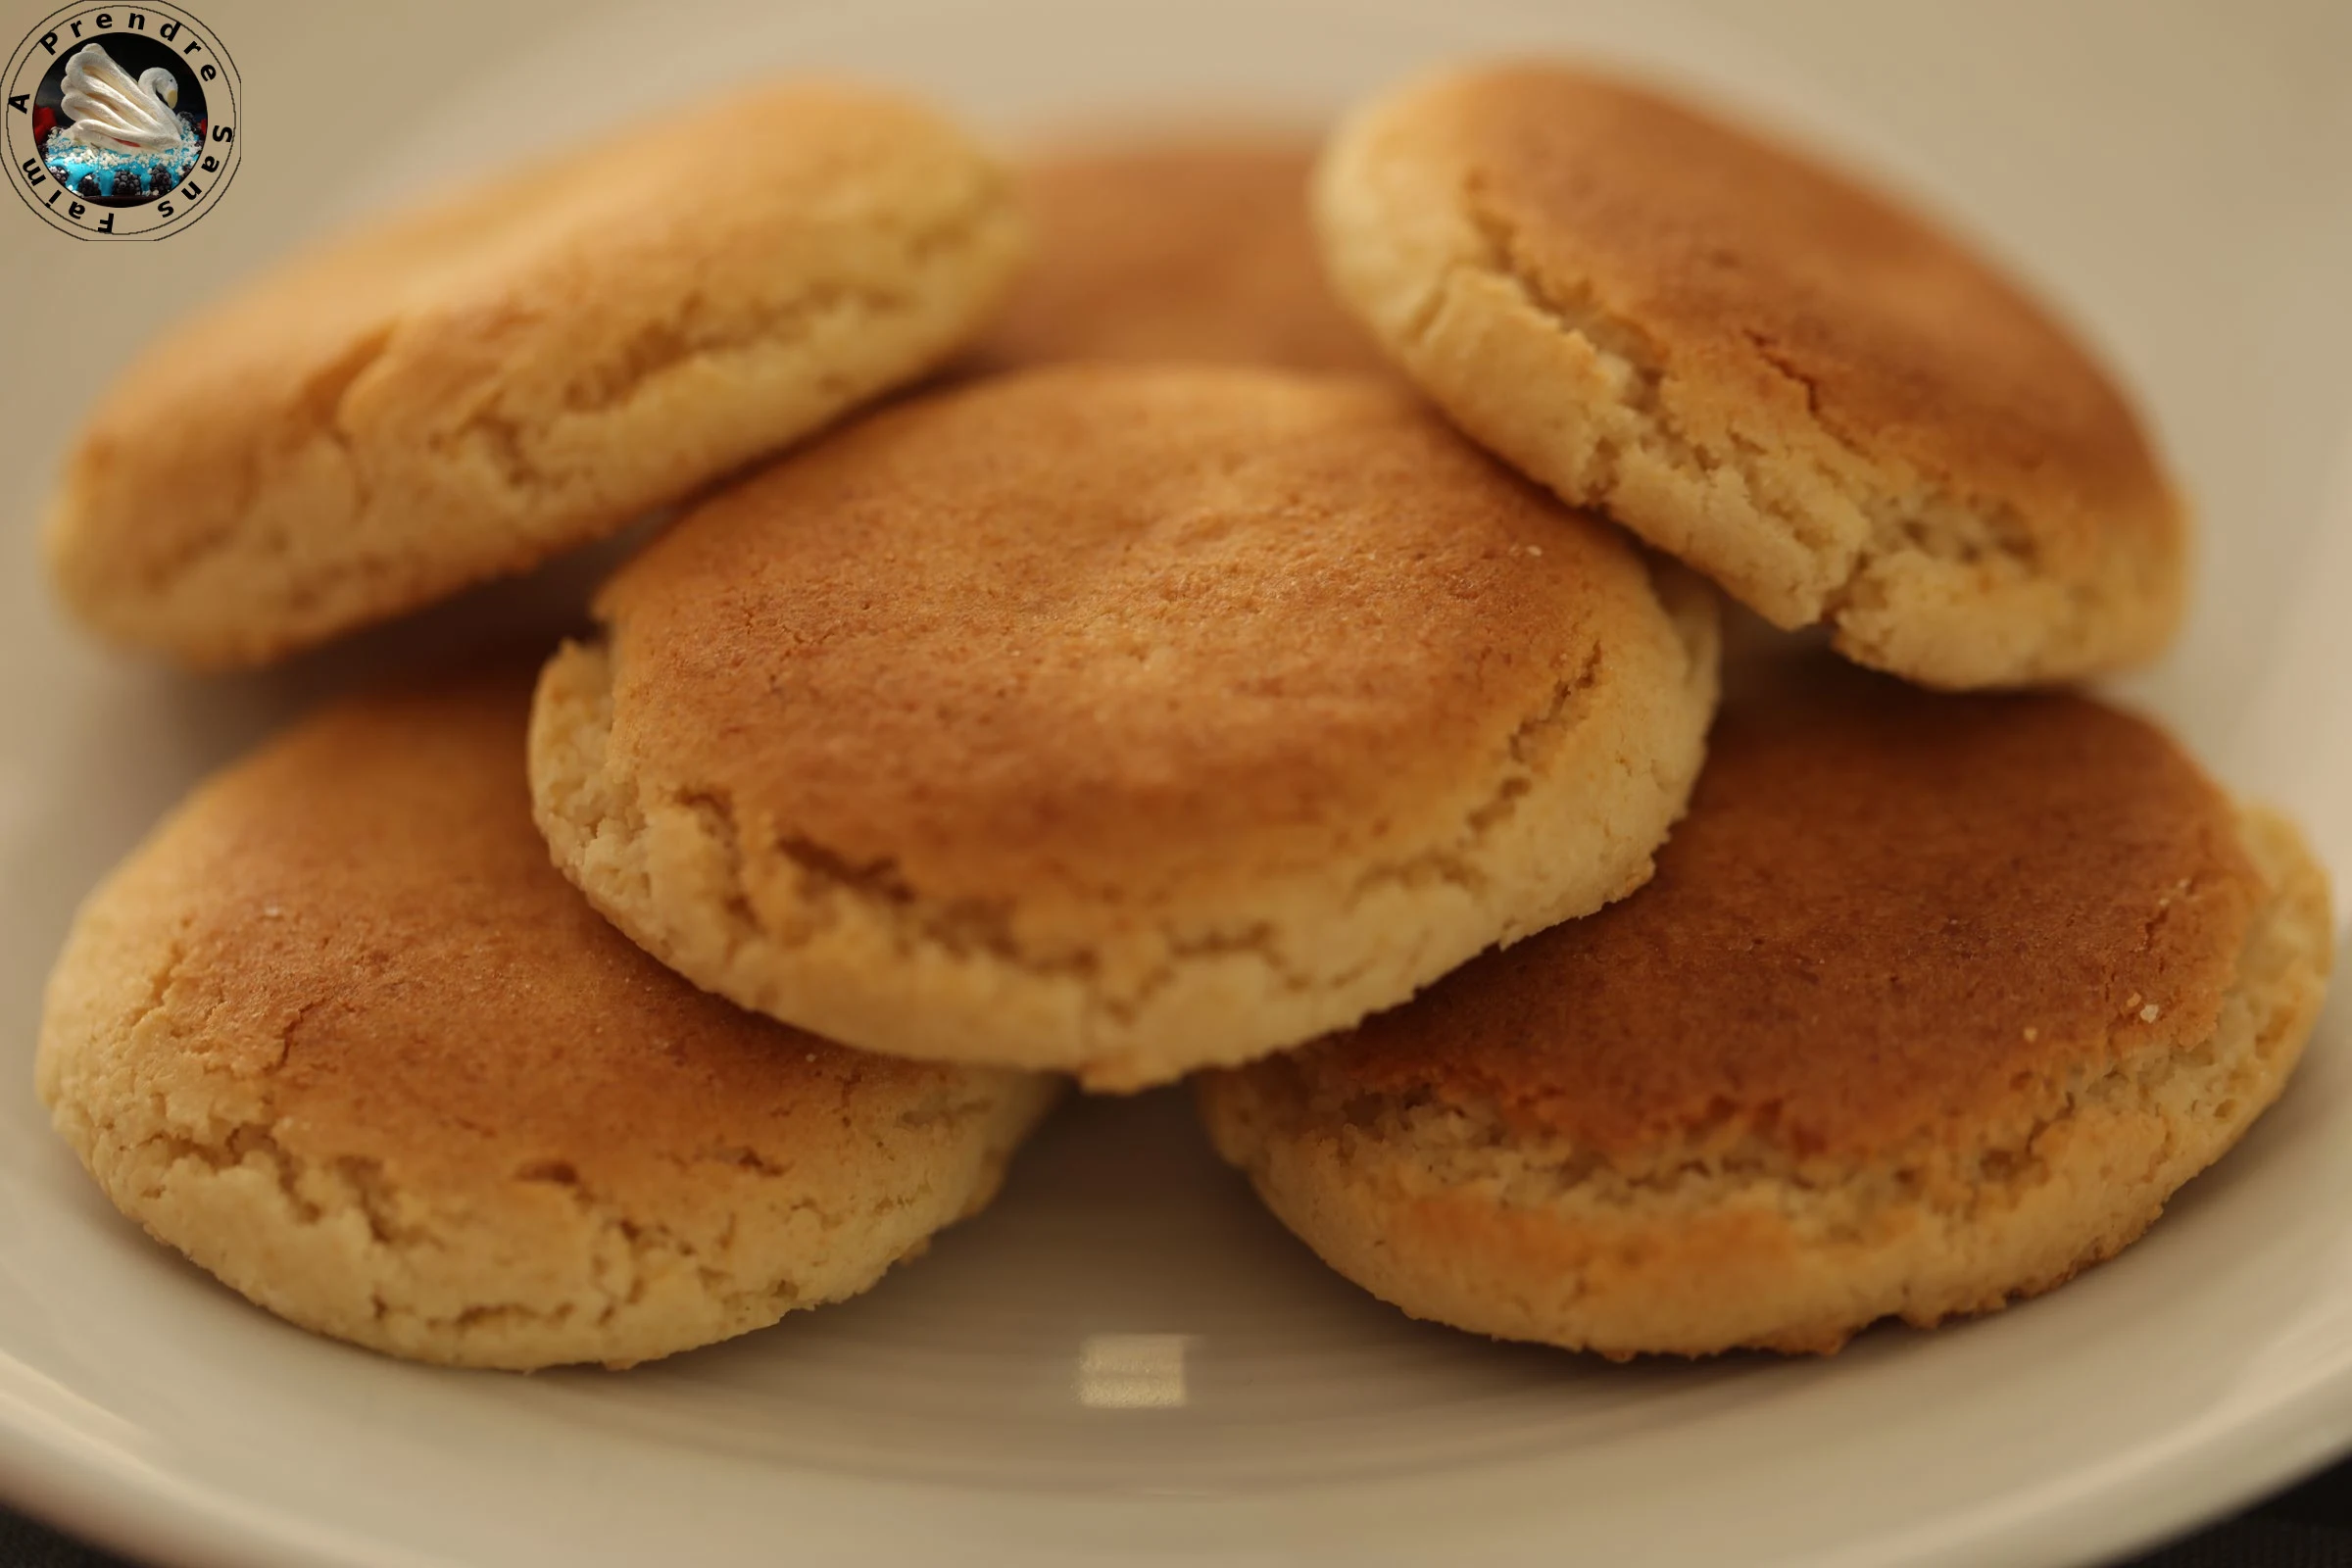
<box><xmin>2</xmin><ymin>1461</ymin><xmax>2351</xmax><ymax>1566</ymax></box>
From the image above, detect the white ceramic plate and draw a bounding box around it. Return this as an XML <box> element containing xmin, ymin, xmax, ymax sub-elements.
<box><xmin>3</xmin><ymin>1</ymin><xmax>2349</xmax><ymax>1564</ymax></box>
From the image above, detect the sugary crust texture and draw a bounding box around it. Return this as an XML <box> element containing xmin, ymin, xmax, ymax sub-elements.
<box><xmin>1314</xmin><ymin>64</ymin><xmax>2186</xmax><ymax>689</ymax></box>
<box><xmin>1281</xmin><ymin>675</ymin><xmax>2274</xmax><ymax>1156</ymax></box>
<box><xmin>528</xmin><ymin>366</ymin><xmax>1722</xmax><ymax>1089</ymax></box>
<box><xmin>1201</xmin><ymin>783</ymin><xmax>2331</xmax><ymax>1356</ymax></box>
<box><xmin>36</xmin><ymin>675</ymin><xmax>1057</xmax><ymax>1369</ymax></box>
<box><xmin>45</xmin><ymin>82</ymin><xmax>1030</xmax><ymax>669</ymax></box>
<box><xmin>968</xmin><ymin>135</ymin><xmax>1389</xmax><ymax>374</ymax></box>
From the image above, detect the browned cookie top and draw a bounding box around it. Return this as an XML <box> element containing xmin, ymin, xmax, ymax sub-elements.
<box><xmin>1314</xmin><ymin>63</ymin><xmax>2187</xmax><ymax>687</ymax></box>
<box><xmin>1451</xmin><ymin>70</ymin><xmax>2164</xmax><ymax>524</ymax></box>
<box><xmin>585</xmin><ymin>364</ymin><xmax>1676</xmax><ymax>929</ymax></box>
<box><xmin>1288</xmin><ymin>662</ymin><xmax>2261</xmax><ymax>1162</ymax></box>
<box><xmin>974</xmin><ymin>136</ymin><xmax>1386</xmax><ymax>373</ymax></box>
<box><xmin>102</xmin><ymin>672</ymin><xmax>990</xmax><ymax>1197</ymax></box>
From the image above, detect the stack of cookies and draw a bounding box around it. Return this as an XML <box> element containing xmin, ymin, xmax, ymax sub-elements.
<box><xmin>35</xmin><ymin>66</ymin><xmax>2333</xmax><ymax>1371</ymax></box>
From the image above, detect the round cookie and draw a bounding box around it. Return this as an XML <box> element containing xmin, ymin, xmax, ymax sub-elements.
<box><xmin>1200</xmin><ymin>663</ymin><xmax>2333</xmax><ymax>1355</ymax></box>
<box><xmin>45</xmin><ymin>82</ymin><xmax>1029</xmax><ymax>670</ymax></box>
<box><xmin>970</xmin><ymin>134</ymin><xmax>1387</xmax><ymax>374</ymax></box>
<box><xmin>530</xmin><ymin>364</ymin><xmax>1721</xmax><ymax>1091</ymax></box>
<box><xmin>37</xmin><ymin>673</ymin><xmax>1057</xmax><ymax>1370</ymax></box>
<box><xmin>1314</xmin><ymin>63</ymin><xmax>2186</xmax><ymax>689</ymax></box>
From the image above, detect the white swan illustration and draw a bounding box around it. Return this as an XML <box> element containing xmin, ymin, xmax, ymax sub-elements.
<box><xmin>52</xmin><ymin>43</ymin><xmax>188</xmax><ymax>155</ymax></box>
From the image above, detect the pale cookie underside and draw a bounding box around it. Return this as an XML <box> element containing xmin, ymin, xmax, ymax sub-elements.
<box><xmin>46</xmin><ymin>92</ymin><xmax>1029</xmax><ymax>669</ymax></box>
<box><xmin>1313</xmin><ymin>88</ymin><xmax>2184</xmax><ymax>690</ymax></box>
<box><xmin>1200</xmin><ymin>805</ymin><xmax>2331</xmax><ymax>1356</ymax></box>
<box><xmin>529</xmin><ymin>571</ymin><xmax>1721</xmax><ymax>1091</ymax></box>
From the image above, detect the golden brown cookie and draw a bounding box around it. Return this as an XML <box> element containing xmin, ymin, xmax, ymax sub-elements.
<box><xmin>46</xmin><ymin>82</ymin><xmax>1028</xmax><ymax>669</ymax></box>
<box><xmin>1200</xmin><ymin>664</ymin><xmax>2331</xmax><ymax>1354</ymax></box>
<box><xmin>530</xmin><ymin>364</ymin><xmax>1720</xmax><ymax>1090</ymax></box>
<box><xmin>971</xmin><ymin>134</ymin><xmax>1386</xmax><ymax>373</ymax></box>
<box><xmin>37</xmin><ymin>672</ymin><xmax>1057</xmax><ymax>1369</ymax></box>
<box><xmin>1315</xmin><ymin>64</ymin><xmax>2186</xmax><ymax>688</ymax></box>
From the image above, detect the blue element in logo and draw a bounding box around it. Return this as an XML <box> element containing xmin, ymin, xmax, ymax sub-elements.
<box><xmin>42</xmin><ymin>135</ymin><xmax>197</xmax><ymax>198</ymax></box>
